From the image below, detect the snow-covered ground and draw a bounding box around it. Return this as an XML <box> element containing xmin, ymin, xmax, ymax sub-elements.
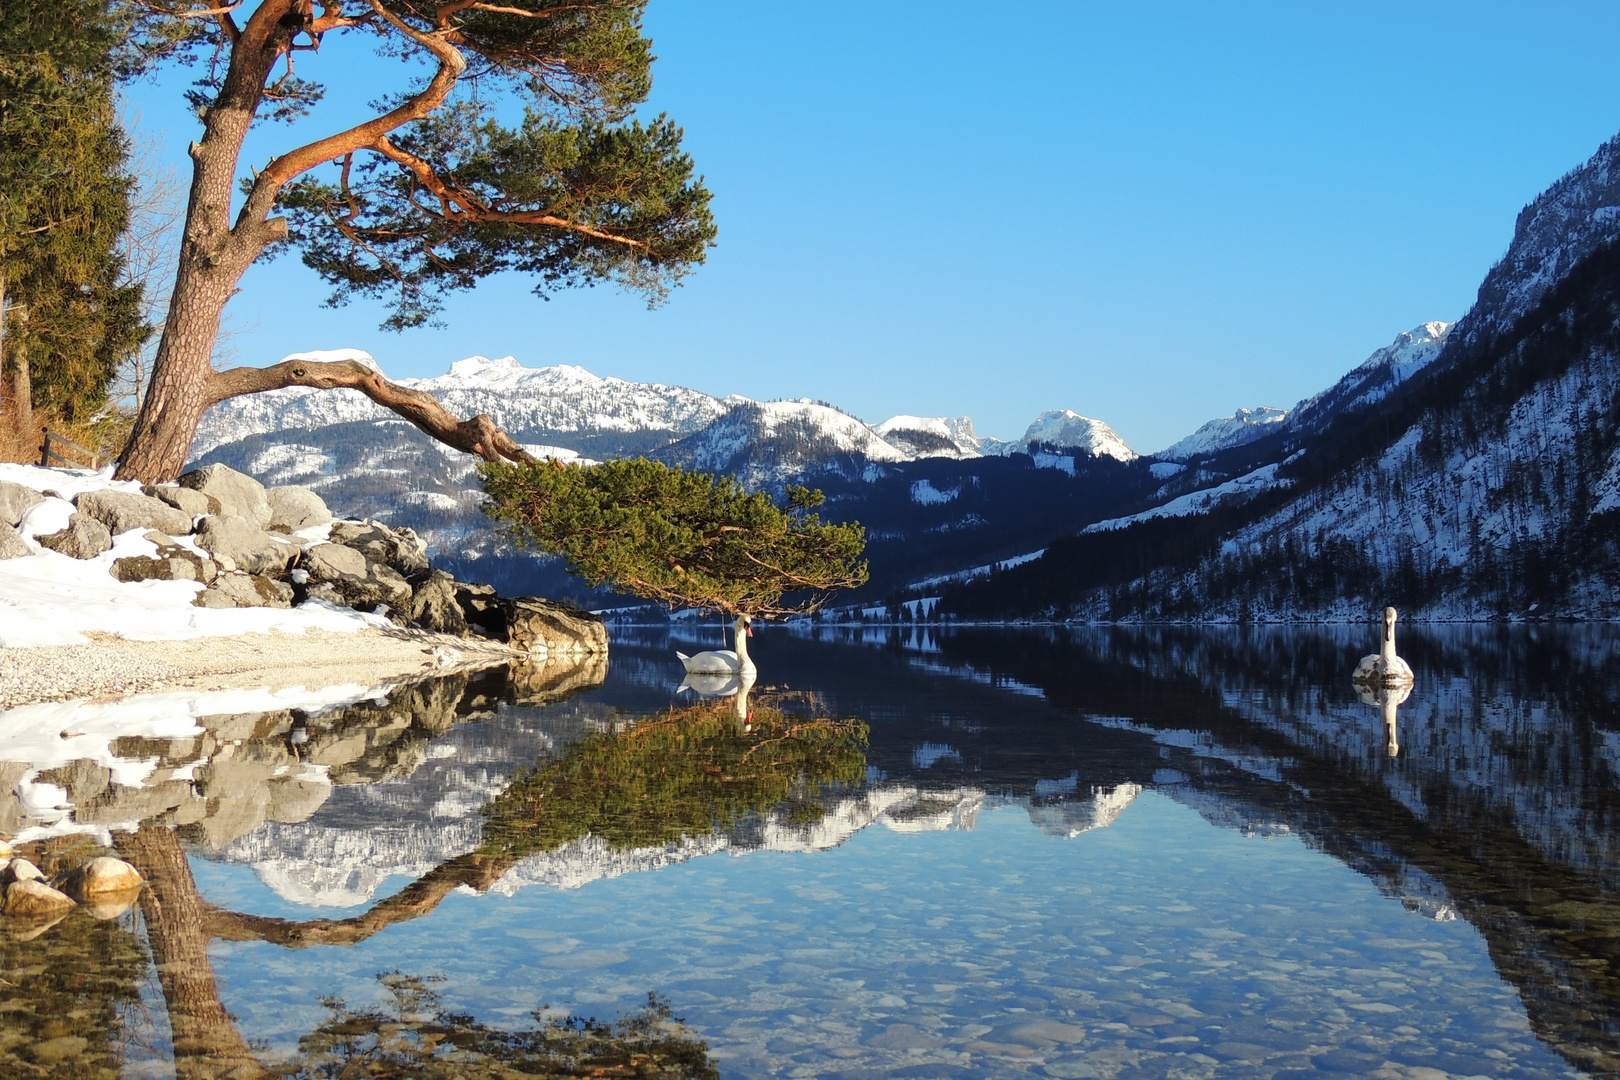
<box><xmin>0</xmin><ymin>463</ymin><xmax>389</xmax><ymax>648</ymax></box>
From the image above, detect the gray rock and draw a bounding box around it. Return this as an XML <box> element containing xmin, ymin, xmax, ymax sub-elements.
<box><xmin>111</xmin><ymin>541</ymin><xmax>218</xmax><ymax>584</ymax></box>
<box><xmin>330</xmin><ymin>520</ymin><xmax>430</xmax><ymax>576</ymax></box>
<box><xmin>267</xmin><ymin>486</ymin><xmax>331</xmax><ymax>532</ymax></box>
<box><xmin>0</xmin><ymin>521</ymin><xmax>28</xmax><ymax>560</ymax></box>
<box><xmin>36</xmin><ymin>512</ymin><xmax>112</xmax><ymax>559</ymax></box>
<box><xmin>177</xmin><ymin>463</ymin><xmax>271</xmax><ymax>526</ymax></box>
<box><xmin>75</xmin><ymin>488</ymin><xmax>194</xmax><ymax>536</ymax></box>
<box><xmin>305</xmin><ymin>561</ymin><xmax>411</xmax><ymax>613</ymax></box>
<box><xmin>194</xmin><ymin>572</ymin><xmax>295</xmax><ymax>609</ymax></box>
<box><xmin>506</xmin><ymin>597</ymin><xmax>608</xmax><ymax>656</ymax></box>
<box><xmin>409</xmin><ymin>570</ymin><xmax>468</xmax><ymax>634</ymax></box>
<box><xmin>301</xmin><ymin>542</ymin><xmax>368</xmax><ymax>582</ymax></box>
<box><xmin>0</xmin><ymin>480</ymin><xmax>44</xmax><ymax>527</ymax></box>
<box><xmin>3</xmin><ymin>878</ymin><xmax>75</xmax><ymax>918</ymax></box>
<box><xmin>144</xmin><ymin>483</ymin><xmax>215</xmax><ymax>517</ymax></box>
<box><xmin>194</xmin><ymin>514</ymin><xmax>296</xmax><ymax>575</ymax></box>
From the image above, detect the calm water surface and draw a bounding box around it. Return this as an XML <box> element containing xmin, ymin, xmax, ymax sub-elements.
<box><xmin>4</xmin><ymin>623</ymin><xmax>1620</xmax><ymax>1078</ymax></box>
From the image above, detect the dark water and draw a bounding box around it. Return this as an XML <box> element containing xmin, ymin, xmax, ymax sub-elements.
<box><xmin>3</xmin><ymin>623</ymin><xmax>1620</xmax><ymax>1078</ymax></box>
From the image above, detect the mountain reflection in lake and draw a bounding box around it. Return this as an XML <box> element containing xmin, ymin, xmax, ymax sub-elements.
<box><xmin>3</xmin><ymin>626</ymin><xmax>1619</xmax><ymax>1078</ymax></box>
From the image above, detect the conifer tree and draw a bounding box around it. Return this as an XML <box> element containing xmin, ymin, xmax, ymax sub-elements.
<box><xmin>481</xmin><ymin>457</ymin><xmax>869</xmax><ymax>617</ymax></box>
<box><xmin>0</xmin><ymin>0</ymin><xmax>148</xmax><ymax>437</ymax></box>
<box><xmin>113</xmin><ymin>0</ymin><xmax>715</xmax><ymax>482</ymax></box>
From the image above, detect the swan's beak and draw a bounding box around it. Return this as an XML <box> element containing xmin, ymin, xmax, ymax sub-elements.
<box><xmin>746</xmin><ymin>624</ymin><xmax>754</xmax><ymax>637</ymax></box>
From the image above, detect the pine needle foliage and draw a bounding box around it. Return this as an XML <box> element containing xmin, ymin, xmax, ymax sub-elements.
<box><xmin>480</xmin><ymin>457</ymin><xmax>869</xmax><ymax>617</ymax></box>
<box><xmin>476</xmin><ymin>701</ymin><xmax>869</xmax><ymax>861</ymax></box>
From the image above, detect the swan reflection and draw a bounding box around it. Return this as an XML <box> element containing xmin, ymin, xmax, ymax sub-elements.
<box><xmin>1357</xmin><ymin>680</ymin><xmax>1412</xmax><ymax>757</ymax></box>
<box><xmin>678</xmin><ymin>668</ymin><xmax>757</xmax><ymax>729</ymax></box>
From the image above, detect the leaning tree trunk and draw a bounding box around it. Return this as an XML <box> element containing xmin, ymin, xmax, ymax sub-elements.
<box><xmin>114</xmin><ymin>233</ymin><xmax>244</xmax><ymax>482</ymax></box>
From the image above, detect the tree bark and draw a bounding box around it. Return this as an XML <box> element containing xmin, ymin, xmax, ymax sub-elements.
<box><xmin>8</xmin><ymin>305</ymin><xmax>33</xmax><ymax>446</ymax></box>
<box><xmin>208</xmin><ymin>357</ymin><xmax>539</xmax><ymax>464</ymax></box>
<box><xmin>116</xmin><ymin>826</ymin><xmax>272</xmax><ymax>1080</ymax></box>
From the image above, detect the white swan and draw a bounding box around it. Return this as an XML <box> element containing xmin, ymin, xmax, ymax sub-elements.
<box><xmin>1352</xmin><ymin>606</ymin><xmax>1415</xmax><ymax>688</ymax></box>
<box><xmin>676</xmin><ymin>614</ymin><xmax>756</xmax><ymax>675</ymax></box>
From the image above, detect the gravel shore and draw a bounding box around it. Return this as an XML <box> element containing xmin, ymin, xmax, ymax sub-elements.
<box><xmin>0</xmin><ymin>628</ymin><xmax>518</xmax><ymax>710</ymax></box>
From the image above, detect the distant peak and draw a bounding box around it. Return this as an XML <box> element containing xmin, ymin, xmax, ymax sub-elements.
<box><xmin>446</xmin><ymin>354</ymin><xmax>526</xmax><ymax>380</ymax></box>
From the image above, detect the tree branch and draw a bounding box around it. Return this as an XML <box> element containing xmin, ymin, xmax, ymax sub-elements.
<box><xmin>237</xmin><ymin>0</ymin><xmax>466</xmax><ymax>222</ymax></box>
<box><xmin>205</xmin><ymin>358</ymin><xmax>537</xmax><ymax>463</ymax></box>
<box><xmin>369</xmin><ymin>135</ymin><xmax>656</xmax><ymax>252</ymax></box>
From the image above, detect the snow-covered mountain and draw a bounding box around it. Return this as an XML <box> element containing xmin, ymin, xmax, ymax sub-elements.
<box><xmin>1152</xmin><ymin>321</ymin><xmax>1452</xmax><ymax>463</ymax></box>
<box><xmin>1155</xmin><ymin>406</ymin><xmax>1289</xmax><ymax>462</ymax></box>
<box><xmin>657</xmin><ymin>398</ymin><xmax>911</xmax><ymax>488</ymax></box>
<box><xmin>945</xmin><ymin>131</ymin><xmax>1620</xmax><ymax>620</ymax></box>
<box><xmin>1451</xmin><ymin>130</ymin><xmax>1620</xmax><ymax>355</ymax></box>
<box><xmin>873</xmin><ymin>415</ymin><xmax>993</xmax><ymax>458</ymax></box>
<box><xmin>1006</xmin><ymin>409</ymin><xmax>1137</xmax><ymax>461</ymax></box>
<box><xmin>194</xmin><ymin>352</ymin><xmax>732</xmax><ymax>460</ymax></box>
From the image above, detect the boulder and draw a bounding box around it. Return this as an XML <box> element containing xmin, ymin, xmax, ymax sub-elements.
<box><xmin>36</xmin><ymin>512</ymin><xmax>112</xmax><ymax>559</ymax></box>
<box><xmin>144</xmin><ymin>483</ymin><xmax>216</xmax><ymax>518</ymax></box>
<box><xmin>177</xmin><ymin>463</ymin><xmax>271</xmax><ymax>525</ymax></box>
<box><xmin>112</xmin><ymin>532</ymin><xmax>220</xmax><ymax>585</ymax></box>
<box><xmin>194</xmin><ymin>572</ymin><xmax>294</xmax><ymax>609</ymax></box>
<box><xmin>3</xmin><ymin>878</ymin><xmax>76</xmax><ymax>918</ymax></box>
<box><xmin>56</xmin><ymin>856</ymin><xmax>143</xmax><ymax>900</ymax></box>
<box><xmin>455</xmin><ymin>581</ymin><xmax>507</xmax><ymax>638</ymax></box>
<box><xmin>506</xmin><ymin>597</ymin><xmax>609</xmax><ymax>656</ymax></box>
<box><xmin>2</xmin><ymin>857</ymin><xmax>44</xmax><ymax>884</ymax></box>
<box><xmin>194</xmin><ymin>514</ymin><xmax>296</xmax><ymax>574</ymax></box>
<box><xmin>75</xmin><ymin>488</ymin><xmax>194</xmax><ymax>537</ymax></box>
<box><xmin>304</xmin><ymin>562</ymin><xmax>412</xmax><ymax>613</ymax></box>
<box><xmin>330</xmin><ymin>520</ymin><xmax>430</xmax><ymax>576</ymax></box>
<box><xmin>409</xmin><ymin>570</ymin><xmax>468</xmax><ymax>635</ymax></box>
<box><xmin>0</xmin><ymin>479</ymin><xmax>44</xmax><ymax>526</ymax></box>
<box><xmin>0</xmin><ymin>521</ymin><xmax>27</xmax><ymax>560</ymax></box>
<box><xmin>300</xmin><ymin>541</ymin><xmax>368</xmax><ymax>581</ymax></box>
<box><xmin>267</xmin><ymin>485</ymin><xmax>331</xmax><ymax>532</ymax></box>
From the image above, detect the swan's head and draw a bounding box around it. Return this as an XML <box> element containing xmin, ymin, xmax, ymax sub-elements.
<box><xmin>737</xmin><ymin>613</ymin><xmax>754</xmax><ymax>637</ymax></box>
<box><xmin>1382</xmin><ymin>606</ymin><xmax>1398</xmax><ymax>635</ymax></box>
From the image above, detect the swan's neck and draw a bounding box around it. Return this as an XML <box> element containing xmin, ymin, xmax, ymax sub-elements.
<box><xmin>1381</xmin><ymin>618</ymin><xmax>1398</xmax><ymax>664</ymax></box>
<box><xmin>733</xmin><ymin>618</ymin><xmax>751</xmax><ymax>667</ymax></box>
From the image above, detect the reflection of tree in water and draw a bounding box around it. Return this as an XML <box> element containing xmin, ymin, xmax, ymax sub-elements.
<box><xmin>294</xmin><ymin>974</ymin><xmax>716</xmax><ymax>1079</ymax></box>
<box><xmin>36</xmin><ymin>694</ymin><xmax>866</xmax><ymax>1078</ymax></box>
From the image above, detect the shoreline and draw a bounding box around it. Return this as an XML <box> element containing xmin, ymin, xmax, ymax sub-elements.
<box><xmin>0</xmin><ymin>627</ymin><xmax>518</xmax><ymax>711</ymax></box>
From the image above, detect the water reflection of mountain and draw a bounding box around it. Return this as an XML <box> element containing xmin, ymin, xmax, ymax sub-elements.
<box><xmin>879</xmin><ymin>623</ymin><xmax>1620</xmax><ymax>1077</ymax></box>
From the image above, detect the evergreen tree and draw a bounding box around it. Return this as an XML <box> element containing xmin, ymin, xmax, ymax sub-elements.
<box><xmin>481</xmin><ymin>457</ymin><xmax>869</xmax><ymax>617</ymax></box>
<box><xmin>0</xmin><ymin>0</ymin><xmax>148</xmax><ymax>437</ymax></box>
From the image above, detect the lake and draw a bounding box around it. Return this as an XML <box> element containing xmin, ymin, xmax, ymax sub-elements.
<box><xmin>3</xmin><ymin>622</ymin><xmax>1619</xmax><ymax>1078</ymax></box>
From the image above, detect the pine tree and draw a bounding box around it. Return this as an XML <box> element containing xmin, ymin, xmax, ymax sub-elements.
<box><xmin>481</xmin><ymin>457</ymin><xmax>869</xmax><ymax>617</ymax></box>
<box><xmin>113</xmin><ymin>0</ymin><xmax>716</xmax><ymax>482</ymax></box>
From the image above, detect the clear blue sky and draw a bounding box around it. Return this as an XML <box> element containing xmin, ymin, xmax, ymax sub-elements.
<box><xmin>124</xmin><ymin>1</ymin><xmax>1620</xmax><ymax>454</ymax></box>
